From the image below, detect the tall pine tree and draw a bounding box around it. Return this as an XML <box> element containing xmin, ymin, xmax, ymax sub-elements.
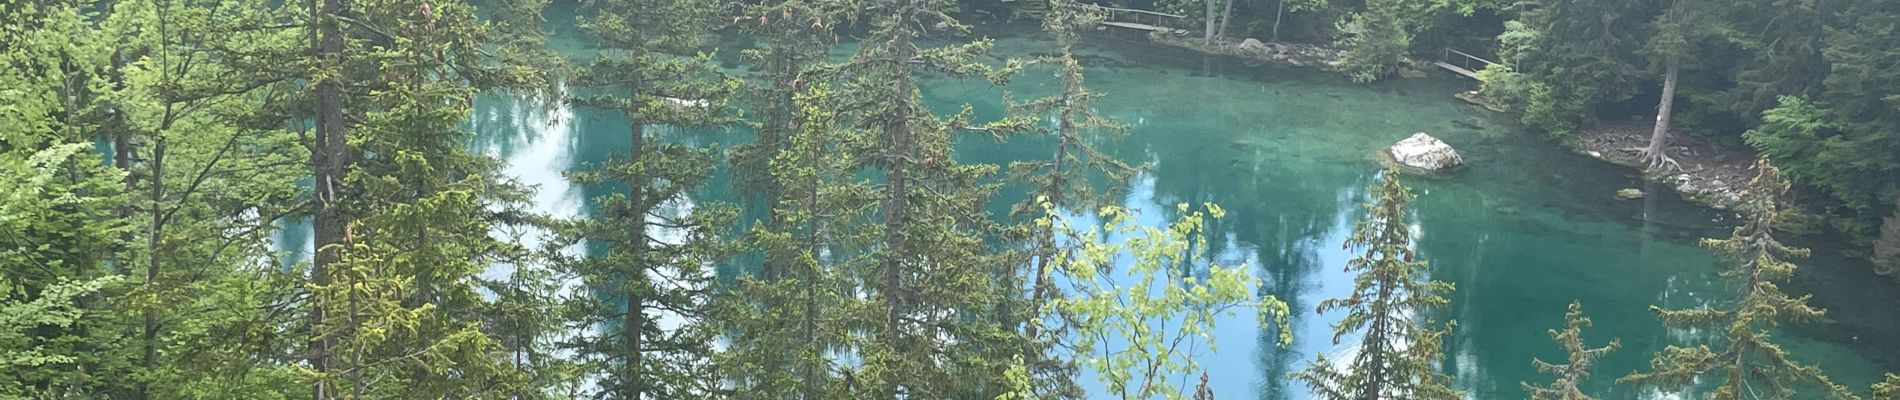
<box><xmin>557</xmin><ymin>0</ymin><xmax>738</xmax><ymax>397</ymax></box>
<box><xmin>1521</xmin><ymin>301</ymin><xmax>1620</xmax><ymax>400</ymax></box>
<box><xmin>1293</xmin><ymin>167</ymin><xmax>1461</xmax><ymax>400</ymax></box>
<box><xmin>1619</xmin><ymin>158</ymin><xmax>1856</xmax><ymax>400</ymax></box>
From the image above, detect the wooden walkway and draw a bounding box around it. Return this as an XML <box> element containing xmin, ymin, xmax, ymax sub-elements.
<box><xmin>1094</xmin><ymin>6</ymin><xmax>1187</xmax><ymax>34</ymax></box>
<box><xmin>1433</xmin><ymin>61</ymin><xmax>1480</xmax><ymax>80</ymax></box>
<box><xmin>1437</xmin><ymin>48</ymin><xmax>1497</xmax><ymax>81</ymax></box>
<box><xmin>1101</xmin><ymin>21</ymin><xmax>1170</xmax><ymax>33</ymax></box>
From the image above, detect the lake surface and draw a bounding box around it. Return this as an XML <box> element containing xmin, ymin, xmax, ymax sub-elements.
<box><xmin>434</xmin><ymin>21</ymin><xmax>1900</xmax><ymax>399</ymax></box>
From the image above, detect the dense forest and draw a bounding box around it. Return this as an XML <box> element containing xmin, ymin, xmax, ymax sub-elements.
<box><xmin>3</xmin><ymin>0</ymin><xmax>1899</xmax><ymax>398</ymax></box>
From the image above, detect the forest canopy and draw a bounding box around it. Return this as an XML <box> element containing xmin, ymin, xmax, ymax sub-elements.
<box><xmin>2</xmin><ymin>0</ymin><xmax>1898</xmax><ymax>398</ymax></box>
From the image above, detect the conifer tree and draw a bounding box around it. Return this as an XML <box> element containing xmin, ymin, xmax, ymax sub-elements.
<box><xmin>1876</xmin><ymin>374</ymin><xmax>1900</xmax><ymax>400</ymax></box>
<box><xmin>1486</xmin><ymin>0</ymin><xmax>1650</xmax><ymax>134</ymax></box>
<box><xmin>1293</xmin><ymin>167</ymin><xmax>1461</xmax><ymax>400</ymax></box>
<box><xmin>713</xmin><ymin>0</ymin><xmax>866</xmax><ymax>395</ymax></box>
<box><xmin>1633</xmin><ymin>0</ymin><xmax>1699</xmax><ymax>171</ymax></box>
<box><xmin>714</xmin><ymin>85</ymin><xmax>871</xmax><ymax>400</ymax></box>
<box><xmin>283</xmin><ymin>0</ymin><xmax>556</xmax><ymax>397</ymax></box>
<box><xmin>1335</xmin><ymin>0</ymin><xmax>1411</xmax><ymax>82</ymax></box>
<box><xmin>1619</xmin><ymin>158</ymin><xmax>1857</xmax><ymax>400</ymax></box>
<box><xmin>814</xmin><ymin>0</ymin><xmax>1025</xmax><ymax>395</ymax></box>
<box><xmin>984</xmin><ymin>0</ymin><xmax>1135</xmax><ymax>394</ymax></box>
<box><xmin>1522</xmin><ymin>301</ymin><xmax>1620</xmax><ymax>400</ymax></box>
<box><xmin>557</xmin><ymin>0</ymin><xmax>738</xmax><ymax>397</ymax></box>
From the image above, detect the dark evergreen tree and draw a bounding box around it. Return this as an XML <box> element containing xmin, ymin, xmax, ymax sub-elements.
<box><xmin>1485</xmin><ymin>0</ymin><xmax>1652</xmax><ymax>134</ymax></box>
<box><xmin>1633</xmin><ymin>0</ymin><xmax>1696</xmax><ymax>171</ymax></box>
<box><xmin>1293</xmin><ymin>167</ymin><xmax>1461</xmax><ymax>400</ymax></box>
<box><xmin>1335</xmin><ymin>0</ymin><xmax>1411</xmax><ymax>82</ymax></box>
<box><xmin>813</xmin><ymin>0</ymin><xmax>1026</xmax><ymax>395</ymax></box>
<box><xmin>557</xmin><ymin>0</ymin><xmax>739</xmax><ymax>397</ymax></box>
<box><xmin>1620</xmin><ymin>159</ymin><xmax>1856</xmax><ymax>400</ymax></box>
<box><xmin>985</xmin><ymin>0</ymin><xmax>1134</xmax><ymax>395</ymax></box>
<box><xmin>1743</xmin><ymin>0</ymin><xmax>1900</xmax><ymax>230</ymax></box>
<box><xmin>1521</xmin><ymin>301</ymin><xmax>1620</xmax><ymax>400</ymax></box>
<box><xmin>713</xmin><ymin>0</ymin><xmax>864</xmax><ymax>397</ymax></box>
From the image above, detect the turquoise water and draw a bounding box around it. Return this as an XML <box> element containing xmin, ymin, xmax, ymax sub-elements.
<box><xmin>444</xmin><ymin>23</ymin><xmax>1900</xmax><ymax>399</ymax></box>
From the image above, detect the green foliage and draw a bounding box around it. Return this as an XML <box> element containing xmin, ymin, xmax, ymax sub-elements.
<box><xmin>1877</xmin><ymin>205</ymin><xmax>1900</xmax><ymax>276</ymax></box>
<box><xmin>1494</xmin><ymin>0</ymin><xmax>1651</xmax><ymax>135</ymax></box>
<box><xmin>1620</xmin><ymin>159</ymin><xmax>1857</xmax><ymax>400</ymax></box>
<box><xmin>560</xmin><ymin>0</ymin><xmax>740</xmax><ymax>396</ymax></box>
<box><xmin>0</xmin><ymin>276</ymin><xmax>120</xmax><ymax>398</ymax></box>
<box><xmin>714</xmin><ymin>85</ymin><xmax>868</xmax><ymax>400</ymax></box>
<box><xmin>1044</xmin><ymin>202</ymin><xmax>1290</xmax><ymax>400</ymax></box>
<box><xmin>1334</xmin><ymin>0</ymin><xmax>1412</xmax><ymax>83</ymax></box>
<box><xmin>1475</xmin><ymin>62</ymin><xmax>1530</xmax><ymax>113</ymax></box>
<box><xmin>978</xmin><ymin>1</ymin><xmax>1141</xmax><ymax>396</ymax></box>
<box><xmin>1294</xmin><ymin>167</ymin><xmax>1461</xmax><ymax>400</ymax></box>
<box><xmin>1521</xmin><ymin>301</ymin><xmax>1620</xmax><ymax>400</ymax></box>
<box><xmin>1877</xmin><ymin>374</ymin><xmax>1900</xmax><ymax>400</ymax></box>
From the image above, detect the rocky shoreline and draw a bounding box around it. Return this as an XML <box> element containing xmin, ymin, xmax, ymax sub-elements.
<box><xmin>1564</xmin><ymin>120</ymin><xmax>1754</xmax><ymax>211</ymax></box>
<box><xmin>1146</xmin><ymin>33</ymin><xmax>1347</xmax><ymax>69</ymax></box>
<box><xmin>1141</xmin><ymin>31</ymin><xmax>1758</xmax><ymax>213</ymax></box>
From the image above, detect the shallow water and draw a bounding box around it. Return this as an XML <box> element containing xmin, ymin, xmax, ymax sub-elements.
<box><xmin>385</xmin><ymin>21</ymin><xmax>1900</xmax><ymax>399</ymax></box>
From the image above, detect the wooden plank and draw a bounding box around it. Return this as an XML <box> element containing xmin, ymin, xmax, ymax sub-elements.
<box><xmin>1095</xmin><ymin>6</ymin><xmax>1186</xmax><ymax>19</ymax></box>
<box><xmin>1101</xmin><ymin>21</ymin><xmax>1165</xmax><ymax>32</ymax></box>
<box><xmin>1433</xmin><ymin>61</ymin><xmax>1482</xmax><ymax>80</ymax></box>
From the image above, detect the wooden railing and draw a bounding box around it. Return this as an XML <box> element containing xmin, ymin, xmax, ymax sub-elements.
<box><xmin>1443</xmin><ymin>48</ymin><xmax>1500</xmax><ymax>72</ymax></box>
<box><xmin>1096</xmin><ymin>6</ymin><xmax>1185</xmax><ymax>29</ymax></box>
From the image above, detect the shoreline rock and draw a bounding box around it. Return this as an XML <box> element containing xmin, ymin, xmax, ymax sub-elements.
<box><xmin>1386</xmin><ymin>132</ymin><xmax>1464</xmax><ymax>172</ymax></box>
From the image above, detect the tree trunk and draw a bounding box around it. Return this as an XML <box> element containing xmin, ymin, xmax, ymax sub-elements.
<box><xmin>881</xmin><ymin>36</ymin><xmax>917</xmax><ymax>400</ymax></box>
<box><xmin>1204</xmin><ymin>0</ymin><xmax>1217</xmax><ymax>45</ymax></box>
<box><xmin>1023</xmin><ymin>90</ymin><xmax>1072</xmax><ymax>350</ymax></box>
<box><xmin>308</xmin><ymin>0</ymin><xmax>347</xmax><ymax>397</ymax></box>
<box><xmin>1642</xmin><ymin>60</ymin><xmax>1679</xmax><ymax>161</ymax></box>
<box><xmin>802</xmin><ymin>103</ymin><xmax>822</xmax><ymax>400</ymax></box>
<box><xmin>1360</xmin><ymin>285</ymin><xmax>1394</xmax><ymax>399</ymax></box>
<box><xmin>1216</xmin><ymin>0</ymin><xmax>1235</xmax><ymax>42</ymax></box>
<box><xmin>1272</xmin><ymin>0</ymin><xmax>1286</xmax><ymax>42</ymax></box>
<box><xmin>625</xmin><ymin>112</ymin><xmax>649</xmax><ymax>400</ymax></box>
<box><xmin>143</xmin><ymin>136</ymin><xmax>165</xmax><ymax>398</ymax></box>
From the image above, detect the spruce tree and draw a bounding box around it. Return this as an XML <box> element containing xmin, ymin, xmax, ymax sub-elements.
<box><xmin>815</xmin><ymin>0</ymin><xmax>1024</xmax><ymax>395</ymax></box>
<box><xmin>285</xmin><ymin>0</ymin><xmax>556</xmax><ymax>397</ymax></box>
<box><xmin>1293</xmin><ymin>167</ymin><xmax>1461</xmax><ymax>400</ymax></box>
<box><xmin>1522</xmin><ymin>301</ymin><xmax>1620</xmax><ymax>400</ymax></box>
<box><xmin>713</xmin><ymin>0</ymin><xmax>862</xmax><ymax>396</ymax></box>
<box><xmin>1487</xmin><ymin>0</ymin><xmax>1651</xmax><ymax>134</ymax></box>
<box><xmin>985</xmin><ymin>0</ymin><xmax>1135</xmax><ymax>395</ymax></box>
<box><xmin>1619</xmin><ymin>158</ymin><xmax>1856</xmax><ymax>400</ymax></box>
<box><xmin>557</xmin><ymin>0</ymin><xmax>738</xmax><ymax>397</ymax></box>
<box><xmin>1335</xmin><ymin>0</ymin><xmax>1412</xmax><ymax>82</ymax></box>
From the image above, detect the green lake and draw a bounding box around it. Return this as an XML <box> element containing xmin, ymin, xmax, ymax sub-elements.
<box><xmin>273</xmin><ymin>22</ymin><xmax>1900</xmax><ymax>399</ymax></box>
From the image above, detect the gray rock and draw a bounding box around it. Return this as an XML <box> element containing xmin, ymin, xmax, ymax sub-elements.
<box><xmin>1387</xmin><ymin>132</ymin><xmax>1464</xmax><ymax>171</ymax></box>
<box><xmin>1617</xmin><ymin>188</ymin><xmax>1644</xmax><ymax>200</ymax></box>
<box><xmin>1238</xmin><ymin>38</ymin><xmax>1271</xmax><ymax>54</ymax></box>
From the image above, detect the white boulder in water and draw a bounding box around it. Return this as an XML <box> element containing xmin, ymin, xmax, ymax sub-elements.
<box><xmin>1387</xmin><ymin>132</ymin><xmax>1464</xmax><ymax>171</ymax></box>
